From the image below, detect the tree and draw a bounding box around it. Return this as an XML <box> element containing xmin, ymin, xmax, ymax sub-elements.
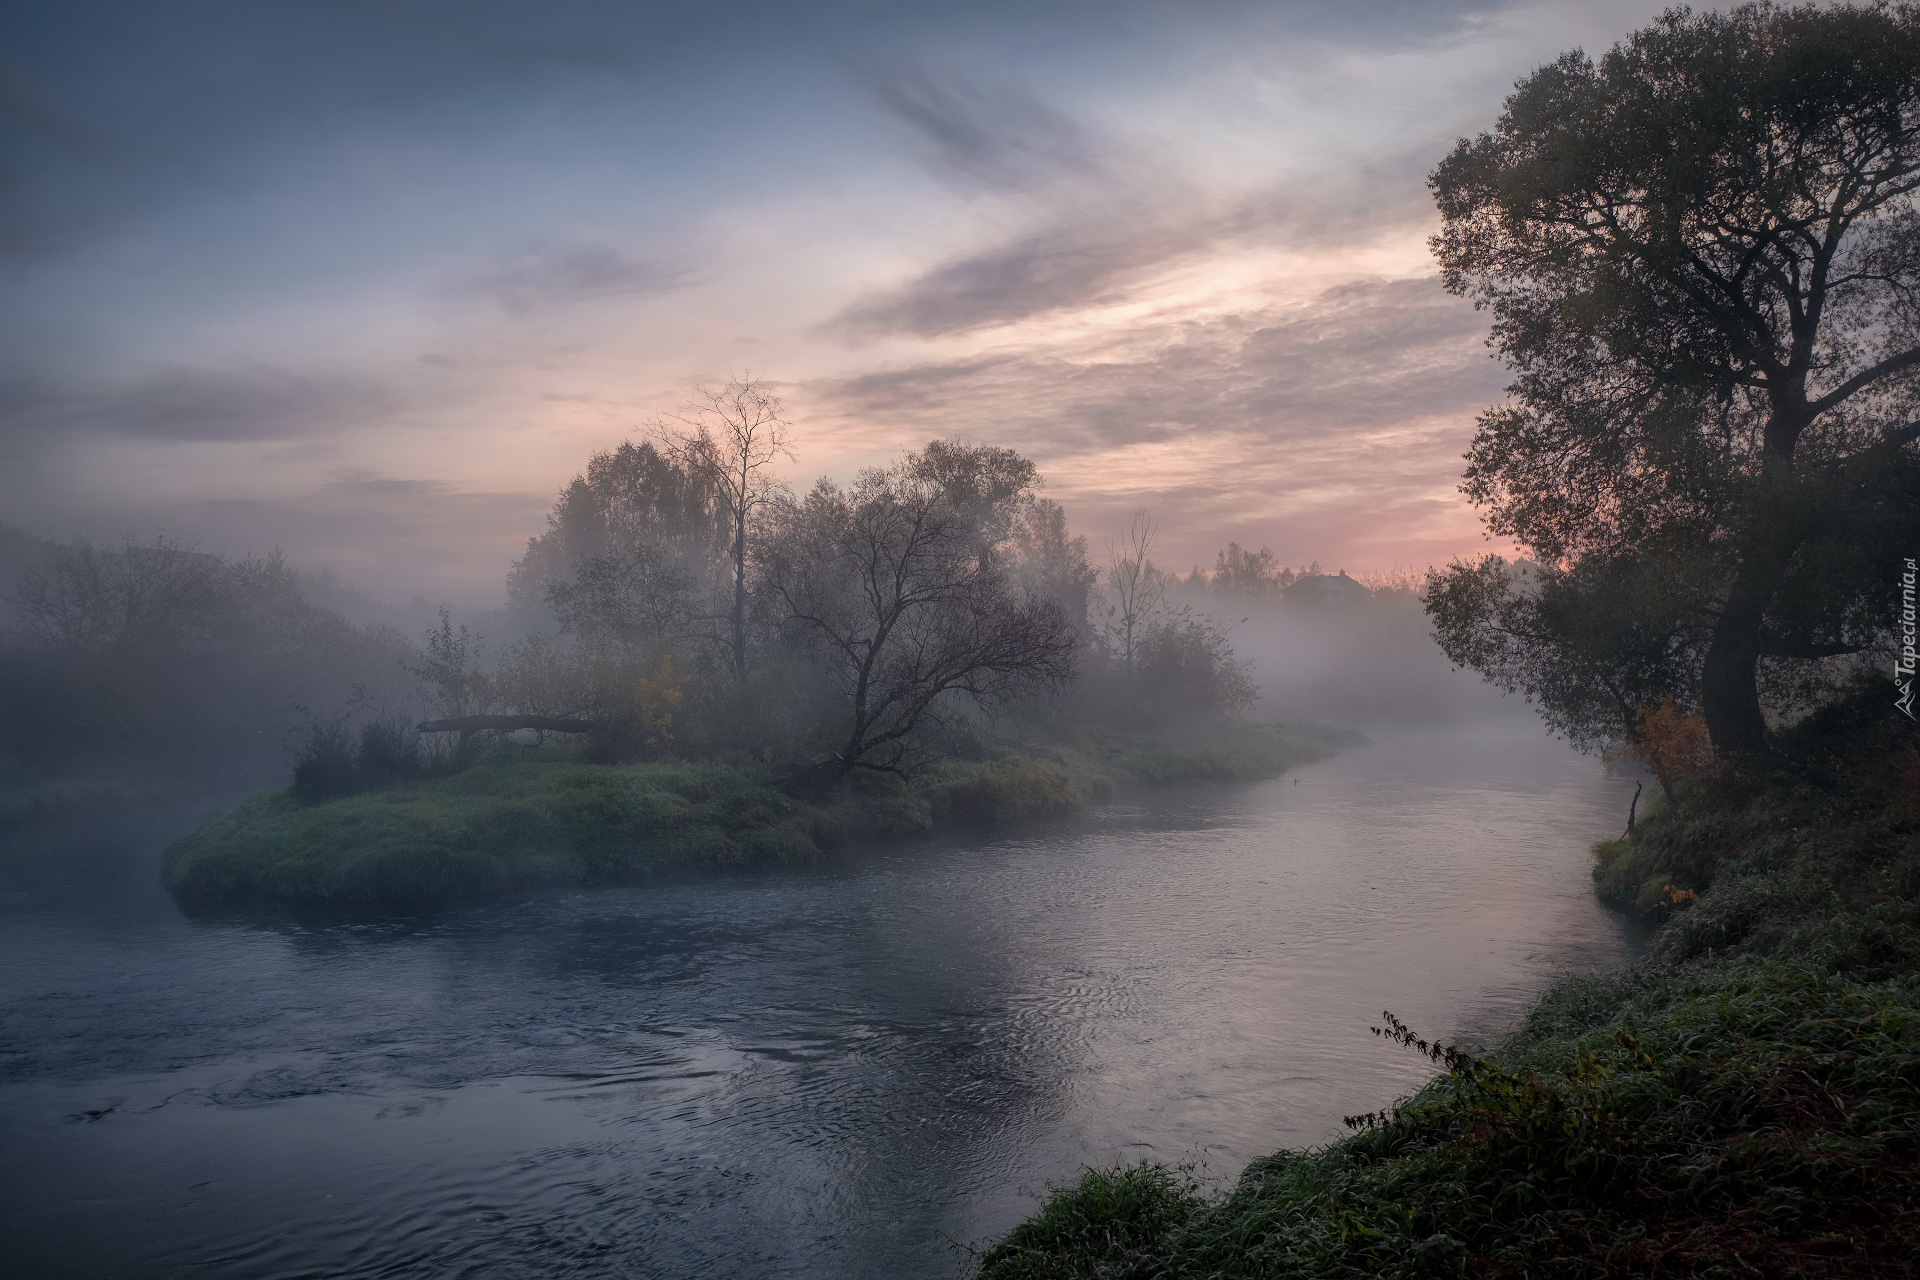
<box><xmin>1102</xmin><ymin>510</ymin><xmax>1165</xmax><ymax>673</ymax></box>
<box><xmin>545</xmin><ymin>547</ymin><xmax>699</xmax><ymax>668</ymax></box>
<box><xmin>1426</xmin><ymin>551</ymin><xmax>1706</xmax><ymax>753</ymax></box>
<box><xmin>1210</xmin><ymin>542</ymin><xmax>1290</xmax><ymax>599</ymax></box>
<box><xmin>507</xmin><ymin>440</ymin><xmax>725</xmax><ymax>619</ymax></box>
<box><xmin>12</xmin><ymin>534</ymin><xmax>230</xmax><ymax>656</ymax></box>
<box><xmin>653</xmin><ymin>376</ymin><xmax>793</xmax><ymax>682</ymax></box>
<box><xmin>756</xmin><ymin>441</ymin><xmax>1076</xmax><ymax>780</ymax></box>
<box><xmin>410</xmin><ymin>609</ymin><xmax>494</xmax><ymax>722</ymax></box>
<box><xmin>1431</xmin><ymin>3</ymin><xmax>1920</xmax><ymax>754</ymax></box>
<box><xmin>3</xmin><ymin>534</ymin><xmax>411</xmax><ymax>779</ymax></box>
<box><xmin>1133</xmin><ymin>611</ymin><xmax>1257</xmax><ymax>721</ymax></box>
<box><xmin>1623</xmin><ymin>696</ymin><xmax>1717</xmax><ymax>803</ymax></box>
<box><xmin>1011</xmin><ymin>497</ymin><xmax>1098</xmax><ymax>642</ymax></box>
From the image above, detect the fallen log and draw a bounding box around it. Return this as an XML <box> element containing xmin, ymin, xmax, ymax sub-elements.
<box><xmin>415</xmin><ymin>714</ymin><xmax>597</xmax><ymax>735</ymax></box>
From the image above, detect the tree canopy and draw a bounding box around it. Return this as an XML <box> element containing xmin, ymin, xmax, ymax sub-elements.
<box><xmin>1429</xmin><ymin>2</ymin><xmax>1920</xmax><ymax>753</ymax></box>
<box><xmin>756</xmin><ymin>442</ymin><xmax>1076</xmax><ymax>780</ymax></box>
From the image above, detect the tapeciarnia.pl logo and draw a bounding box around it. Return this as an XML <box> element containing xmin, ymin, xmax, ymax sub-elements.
<box><xmin>1900</xmin><ymin>557</ymin><xmax>1918</xmax><ymax>720</ymax></box>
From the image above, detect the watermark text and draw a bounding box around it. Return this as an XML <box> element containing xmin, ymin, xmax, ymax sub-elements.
<box><xmin>1899</xmin><ymin>557</ymin><xmax>1917</xmax><ymax>719</ymax></box>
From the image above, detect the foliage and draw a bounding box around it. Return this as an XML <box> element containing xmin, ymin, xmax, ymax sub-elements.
<box><xmin>1621</xmin><ymin>696</ymin><xmax>1717</xmax><ymax>802</ymax></box>
<box><xmin>545</xmin><ymin>546</ymin><xmax>700</xmax><ymax>665</ymax></box>
<box><xmin>289</xmin><ymin>699</ymin><xmax>430</xmax><ymax>804</ymax></box>
<box><xmin>1013</xmin><ymin>497</ymin><xmax>1099</xmax><ymax>647</ymax></box>
<box><xmin>434</xmin><ymin>434</ymin><xmax>1272</xmax><ymax>787</ymax></box>
<box><xmin>757</xmin><ymin>440</ymin><xmax>1077</xmax><ymax>780</ymax></box>
<box><xmin>1427</xmin><ymin>552</ymin><xmax>1705</xmax><ymax>753</ymax></box>
<box><xmin>0</xmin><ymin>535</ymin><xmax>410</xmax><ymax>786</ymax></box>
<box><xmin>1429</xmin><ymin>2</ymin><xmax>1920</xmax><ymax>754</ymax></box>
<box><xmin>506</xmin><ymin>439</ymin><xmax>727</xmax><ymax>620</ymax></box>
<box><xmin>1131</xmin><ymin>613</ymin><xmax>1258</xmax><ymax>721</ymax></box>
<box><xmin>1209</xmin><ymin>542</ymin><xmax>1295</xmax><ymax>599</ymax></box>
<box><xmin>634</xmin><ymin>653</ymin><xmax>684</xmax><ymax>750</ymax></box>
<box><xmin>408</xmin><ymin>608</ymin><xmax>494</xmax><ymax>720</ymax></box>
<box><xmin>976</xmin><ymin>683</ymin><xmax>1920</xmax><ymax>1279</ymax></box>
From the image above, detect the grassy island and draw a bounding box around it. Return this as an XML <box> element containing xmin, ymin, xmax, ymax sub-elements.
<box><xmin>974</xmin><ymin>690</ymin><xmax>1920</xmax><ymax>1279</ymax></box>
<box><xmin>162</xmin><ymin>724</ymin><xmax>1327</xmax><ymax>908</ymax></box>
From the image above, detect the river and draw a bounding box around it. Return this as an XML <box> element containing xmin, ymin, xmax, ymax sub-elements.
<box><xmin>0</xmin><ymin>726</ymin><xmax>1642</xmax><ymax>1279</ymax></box>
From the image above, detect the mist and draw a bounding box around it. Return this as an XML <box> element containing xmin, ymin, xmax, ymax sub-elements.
<box><xmin>0</xmin><ymin>420</ymin><xmax>1533</xmax><ymax>829</ymax></box>
<box><xmin>22</xmin><ymin>3</ymin><xmax>1901</xmax><ymax>1278</ymax></box>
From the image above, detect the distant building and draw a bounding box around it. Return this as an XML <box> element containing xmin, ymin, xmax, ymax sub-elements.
<box><xmin>1279</xmin><ymin>569</ymin><xmax>1373</xmax><ymax>607</ymax></box>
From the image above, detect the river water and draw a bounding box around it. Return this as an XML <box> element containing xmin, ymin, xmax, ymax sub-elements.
<box><xmin>0</xmin><ymin>727</ymin><xmax>1642</xmax><ymax>1279</ymax></box>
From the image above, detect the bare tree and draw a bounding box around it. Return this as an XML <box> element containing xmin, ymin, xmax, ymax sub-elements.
<box><xmin>757</xmin><ymin>442</ymin><xmax>1075</xmax><ymax>782</ymax></box>
<box><xmin>1102</xmin><ymin>510</ymin><xmax>1163</xmax><ymax>675</ymax></box>
<box><xmin>10</xmin><ymin>535</ymin><xmax>231</xmax><ymax>654</ymax></box>
<box><xmin>651</xmin><ymin>375</ymin><xmax>793</xmax><ymax>682</ymax></box>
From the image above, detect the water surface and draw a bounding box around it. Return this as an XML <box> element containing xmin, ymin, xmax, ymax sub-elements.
<box><xmin>0</xmin><ymin>727</ymin><xmax>1641</xmax><ymax>1279</ymax></box>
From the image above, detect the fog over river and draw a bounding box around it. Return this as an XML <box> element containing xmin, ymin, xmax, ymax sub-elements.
<box><xmin>1</xmin><ymin>726</ymin><xmax>1643</xmax><ymax>1279</ymax></box>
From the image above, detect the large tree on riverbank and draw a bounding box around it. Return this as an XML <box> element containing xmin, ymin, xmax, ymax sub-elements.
<box><xmin>1429</xmin><ymin>2</ymin><xmax>1920</xmax><ymax>754</ymax></box>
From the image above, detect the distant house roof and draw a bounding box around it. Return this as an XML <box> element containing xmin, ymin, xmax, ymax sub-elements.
<box><xmin>1280</xmin><ymin>570</ymin><xmax>1373</xmax><ymax>605</ymax></box>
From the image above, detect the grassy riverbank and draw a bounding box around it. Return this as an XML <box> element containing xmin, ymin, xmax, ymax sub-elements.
<box><xmin>162</xmin><ymin>724</ymin><xmax>1325</xmax><ymax>907</ymax></box>
<box><xmin>975</xmin><ymin>688</ymin><xmax>1920</xmax><ymax>1279</ymax></box>
<box><xmin>0</xmin><ymin>761</ymin><xmax>167</xmax><ymax>833</ymax></box>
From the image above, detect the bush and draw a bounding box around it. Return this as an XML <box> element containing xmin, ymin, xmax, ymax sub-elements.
<box><xmin>290</xmin><ymin>706</ymin><xmax>428</xmax><ymax>804</ymax></box>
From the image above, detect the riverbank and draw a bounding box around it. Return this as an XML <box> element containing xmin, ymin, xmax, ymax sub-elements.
<box><xmin>161</xmin><ymin>723</ymin><xmax>1331</xmax><ymax>907</ymax></box>
<box><xmin>0</xmin><ymin>761</ymin><xmax>167</xmax><ymax>833</ymax></box>
<box><xmin>976</xmin><ymin>688</ymin><xmax>1920</xmax><ymax>1278</ymax></box>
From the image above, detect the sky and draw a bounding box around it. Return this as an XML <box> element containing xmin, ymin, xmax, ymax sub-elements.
<box><xmin>1</xmin><ymin>0</ymin><xmax>1667</xmax><ymax>603</ymax></box>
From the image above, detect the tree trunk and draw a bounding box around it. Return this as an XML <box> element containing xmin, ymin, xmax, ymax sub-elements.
<box><xmin>1700</xmin><ymin>541</ymin><xmax>1782</xmax><ymax>758</ymax></box>
<box><xmin>731</xmin><ymin>518</ymin><xmax>748</xmax><ymax>683</ymax></box>
<box><xmin>1703</xmin><ymin>408</ymin><xmax>1806</xmax><ymax>759</ymax></box>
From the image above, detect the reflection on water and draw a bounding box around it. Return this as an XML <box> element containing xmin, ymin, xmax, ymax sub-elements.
<box><xmin>0</xmin><ymin>727</ymin><xmax>1642</xmax><ymax>1279</ymax></box>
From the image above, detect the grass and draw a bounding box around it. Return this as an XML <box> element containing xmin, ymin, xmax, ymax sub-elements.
<box><xmin>163</xmin><ymin>722</ymin><xmax>1322</xmax><ymax>907</ymax></box>
<box><xmin>0</xmin><ymin>760</ymin><xmax>166</xmax><ymax>832</ymax></box>
<box><xmin>973</xmin><ymin>685</ymin><xmax>1920</xmax><ymax>1279</ymax></box>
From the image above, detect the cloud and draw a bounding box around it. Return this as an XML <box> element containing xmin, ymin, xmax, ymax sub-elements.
<box><xmin>447</xmin><ymin>241</ymin><xmax>696</xmax><ymax>315</ymax></box>
<box><xmin>827</xmin><ymin>276</ymin><xmax>1498</xmax><ymax>446</ymax></box>
<box><xmin>866</xmin><ymin>60</ymin><xmax>1107</xmax><ymax>194</ymax></box>
<box><xmin>0</xmin><ymin>363</ymin><xmax>399</xmax><ymax>450</ymax></box>
<box><xmin>0</xmin><ymin>55</ymin><xmax>156</xmax><ymax>258</ymax></box>
<box><xmin>828</xmin><ymin>217</ymin><xmax>1202</xmax><ymax>340</ymax></box>
<box><xmin>825</xmin><ymin>136</ymin><xmax>1445</xmax><ymax>342</ymax></box>
<box><xmin>810</xmin><ymin>275</ymin><xmax>1507</xmax><ymax>565</ymax></box>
